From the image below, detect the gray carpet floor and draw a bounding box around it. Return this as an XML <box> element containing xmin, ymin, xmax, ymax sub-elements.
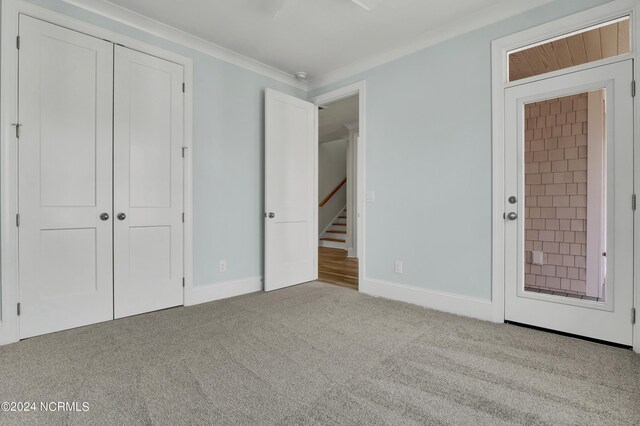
<box><xmin>0</xmin><ymin>281</ymin><xmax>638</xmax><ymax>425</ymax></box>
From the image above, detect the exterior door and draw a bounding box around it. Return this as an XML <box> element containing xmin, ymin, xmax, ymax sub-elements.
<box><xmin>113</xmin><ymin>46</ymin><xmax>184</xmax><ymax>318</ymax></box>
<box><xmin>504</xmin><ymin>60</ymin><xmax>634</xmax><ymax>345</ymax></box>
<box><xmin>264</xmin><ymin>89</ymin><xmax>318</xmax><ymax>291</ymax></box>
<box><xmin>18</xmin><ymin>15</ymin><xmax>114</xmax><ymax>338</ymax></box>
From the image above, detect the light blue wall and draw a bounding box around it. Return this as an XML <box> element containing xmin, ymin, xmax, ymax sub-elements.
<box><xmin>310</xmin><ymin>0</ymin><xmax>613</xmax><ymax>300</ymax></box>
<box><xmin>3</xmin><ymin>0</ymin><xmax>305</xmax><ymax>294</ymax></box>
<box><xmin>0</xmin><ymin>0</ymin><xmax>619</xmax><ymax>318</ymax></box>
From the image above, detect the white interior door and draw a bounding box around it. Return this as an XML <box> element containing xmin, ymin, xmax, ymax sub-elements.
<box><xmin>504</xmin><ymin>61</ymin><xmax>634</xmax><ymax>345</ymax></box>
<box><xmin>18</xmin><ymin>15</ymin><xmax>114</xmax><ymax>338</ymax></box>
<box><xmin>264</xmin><ymin>89</ymin><xmax>318</xmax><ymax>291</ymax></box>
<box><xmin>113</xmin><ymin>46</ymin><xmax>184</xmax><ymax>318</ymax></box>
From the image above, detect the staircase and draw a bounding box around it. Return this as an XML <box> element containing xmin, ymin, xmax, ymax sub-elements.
<box><xmin>319</xmin><ymin>208</ymin><xmax>347</xmax><ymax>250</ymax></box>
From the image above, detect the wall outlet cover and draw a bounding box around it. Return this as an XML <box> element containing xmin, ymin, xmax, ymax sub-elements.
<box><xmin>532</xmin><ymin>251</ymin><xmax>544</xmax><ymax>265</ymax></box>
<box><xmin>394</xmin><ymin>260</ymin><xmax>403</xmax><ymax>274</ymax></box>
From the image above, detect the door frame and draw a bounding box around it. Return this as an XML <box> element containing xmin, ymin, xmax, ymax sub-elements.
<box><xmin>309</xmin><ymin>81</ymin><xmax>367</xmax><ymax>288</ymax></box>
<box><xmin>491</xmin><ymin>0</ymin><xmax>640</xmax><ymax>352</ymax></box>
<box><xmin>0</xmin><ymin>0</ymin><xmax>194</xmax><ymax>345</ymax></box>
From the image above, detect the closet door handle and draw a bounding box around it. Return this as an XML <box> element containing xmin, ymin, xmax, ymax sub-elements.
<box><xmin>117</xmin><ymin>213</ymin><xmax>126</xmax><ymax>221</ymax></box>
<box><xmin>100</xmin><ymin>213</ymin><xmax>109</xmax><ymax>221</ymax></box>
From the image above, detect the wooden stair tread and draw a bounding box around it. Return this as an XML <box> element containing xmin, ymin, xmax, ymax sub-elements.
<box><xmin>332</xmin><ymin>223</ymin><xmax>346</xmax><ymax>227</ymax></box>
<box><xmin>320</xmin><ymin>237</ymin><xmax>346</xmax><ymax>243</ymax></box>
<box><xmin>327</xmin><ymin>230</ymin><xmax>347</xmax><ymax>234</ymax></box>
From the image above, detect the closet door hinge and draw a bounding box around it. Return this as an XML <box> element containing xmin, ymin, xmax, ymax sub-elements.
<box><xmin>632</xmin><ymin>308</ymin><xmax>636</xmax><ymax>324</ymax></box>
<box><xmin>182</xmin><ymin>146</ymin><xmax>187</xmax><ymax>158</ymax></box>
<box><xmin>182</xmin><ymin>277</ymin><xmax>185</xmax><ymax>288</ymax></box>
<box><xmin>16</xmin><ymin>35</ymin><xmax>20</xmax><ymax>50</ymax></box>
<box><xmin>633</xmin><ymin>194</ymin><xmax>637</xmax><ymax>211</ymax></box>
<box><xmin>17</xmin><ymin>303</ymin><xmax>21</xmax><ymax>316</ymax></box>
<box><xmin>633</xmin><ymin>80</ymin><xmax>636</xmax><ymax>97</ymax></box>
<box><xmin>16</xmin><ymin>214</ymin><xmax>20</xmax><ymax>227</ymax></box>
<box><xmin>182</xmin><ymin>212</ymin><xmax>185</xmax><ymax>223</ymax></box>
<box><xmin>182</xmin><ymin>82</ymin><xmax>185</xmax><ymax>93</ymax></box>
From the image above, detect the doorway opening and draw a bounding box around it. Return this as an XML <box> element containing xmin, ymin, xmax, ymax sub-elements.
<box><xmin>317</xmin><ymin>94</ymin><xmax>359</xmax><ymax>289</ymax></box>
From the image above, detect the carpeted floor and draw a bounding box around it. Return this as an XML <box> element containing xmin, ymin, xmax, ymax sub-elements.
<box><xmin>0</xmin><ymin>281</ymin><xmax>638</xmax><ymax>425</ymax></box>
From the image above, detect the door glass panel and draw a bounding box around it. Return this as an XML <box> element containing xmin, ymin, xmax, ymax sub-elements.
<box><xmin>523</xmin><ymin>90</ymin><xmax>606</xmax><ymax>302</ymax></box>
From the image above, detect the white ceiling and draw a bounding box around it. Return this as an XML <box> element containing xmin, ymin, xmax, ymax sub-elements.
<box><xmin>319</xmin><ymin>95</ymin><xmax>359</xmax><ymax>143</ymax></box>
<box><xmin>101</xmin><ymin>0</ymin><xmax>554</xmax><ymax>83</ymax></box>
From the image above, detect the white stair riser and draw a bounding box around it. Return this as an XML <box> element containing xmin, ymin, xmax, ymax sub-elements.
<box><xmin>319</xmin><ymin>208</ymin><xmax>348</xmax><ymax>250</ymax></box>
<box><xmin>319</xmin><ymin>240</ymin><xmax>347</xmax><ymax>250</ymax></box>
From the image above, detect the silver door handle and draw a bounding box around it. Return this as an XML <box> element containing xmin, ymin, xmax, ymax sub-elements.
<box><xmin>506</xmin><ymin>212</ymin><xmax>518</xmax><ymax>221</ymax></box>
<box><xmin>117</xmin><ymin>213</ymin><xmax>126</xmax><ymax>221</ymax></box>
<box><xmin>100</xmin><ymin>213</ymin><xmax>109</xmax><ymax>221</ymax></box>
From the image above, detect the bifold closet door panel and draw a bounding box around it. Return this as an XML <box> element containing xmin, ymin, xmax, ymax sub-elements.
<box><xmin>18</xmin><ymin>15</ymin><xmax>114</xmax><ymax>338</ymax></box>
<box><xmin>113</xmin><ymin>46</ymin><xmax>184</xmax><ymax>319</ymax></box>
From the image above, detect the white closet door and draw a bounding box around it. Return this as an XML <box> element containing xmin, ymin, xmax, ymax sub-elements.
<box><xmin>113</xmin><ymin>46</ymin><xmax>184</xmax><ymax>318</ymax></box>
<box><xmin>18</xmin><ymin>15</ymin><xmax>114</xmax><ymax>338</ymax></box>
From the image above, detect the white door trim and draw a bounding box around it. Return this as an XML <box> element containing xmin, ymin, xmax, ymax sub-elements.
<box><xmin>491</xmin><ymin>0</ymin><xmax>640</xmax><ymax>352</ymax></box>
<box><xmin>0</xmin><ymin>0</ymin><xmax>194</xmax><ymax>345</ymax></box>
<box><xmin>309</xmin><ymin>81</ymin><xmax>366</xmax><ymax>288</ymax></box>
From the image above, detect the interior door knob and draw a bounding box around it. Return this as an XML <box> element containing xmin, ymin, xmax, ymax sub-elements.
<box><xmin>268</xmin><ymin>212</ymin><xmax>275</xmax><ymax>218</ymax></box>
<box><xmin>507</xmin><ymin>212</ymin><xmax>518</xmax><ymax>221</ymax></box>
<box><xmin>100</xmin><ymin>213</ymin><xmax>109</xmax><ymax>221</ymax></box>
<box><xmin>117</xmin><ymin>213</ymin><xmax>126</xmax><ymax>221</ymax></box>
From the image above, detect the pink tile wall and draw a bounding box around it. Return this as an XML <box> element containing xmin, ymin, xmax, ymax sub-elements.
<box><xmin>524</xmin><ymin>93</ymin><xmax>588</xmax><ymax>295</ymax></box>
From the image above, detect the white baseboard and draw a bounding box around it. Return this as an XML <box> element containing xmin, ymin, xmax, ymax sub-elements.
<box><xmin>186</xmin><ymin>276</ymin><xmax>263</xmax><ymax>306</ymax></box>
<box><xmin>361</xmin><ymin>278</ymin><xmax>495</xmax><ymax>322</ymax></box>
<box><xmin>0</xmin><ymin>322</ymin><xmax>18</xmax><ymax>346</ymax></box>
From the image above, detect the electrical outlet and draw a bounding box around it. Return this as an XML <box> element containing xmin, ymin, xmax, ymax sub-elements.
<box><xmin>219</xmin><ymin>260</ymin><xmax>227</xmax><ymax>273</ymax></box>
<box><xmin>394</xmin><ymin>260</ymin><xmax>403</xmax><ymax>274</ymax></box>
<box><xmin>365</xmin><ymin>191</ymin><xmax>375</xmax><ymax>202</ymax></box>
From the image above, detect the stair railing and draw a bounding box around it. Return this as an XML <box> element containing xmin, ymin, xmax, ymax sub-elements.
<box><xmin>319</xmin><ymin>178</ymin><xmax>347</xmax><ymax>207</ymax></box>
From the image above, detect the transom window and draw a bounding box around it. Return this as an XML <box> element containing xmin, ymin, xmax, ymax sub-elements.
<box><xmin>508</xmin><ymin>17</ymin><xmax>630</xmax><ymax>82</ymax></box>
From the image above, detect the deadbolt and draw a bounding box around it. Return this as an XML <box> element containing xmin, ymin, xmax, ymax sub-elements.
<box><xmin>100</xmin><ymin>213</ymin><xmax>109</xmax><ymax>221</ymax></box>
<box><xmin>117</xmin><ymin>213</ymin><xmax>126</xmax><ymax>221</ymax></box>
<box><xmin>508</xmin><ymin>196</ymin><xmax>517</xmax><ymax>204</ymax></box>
<box><xmin>507</xmin><ymin>212</ymin><xmax>518</xmax><ymax>221</ymax></box>
<box><xmin>268</xmin><ymin>212</ymin><xmax>275</xmax><ymax>219</ymax></box>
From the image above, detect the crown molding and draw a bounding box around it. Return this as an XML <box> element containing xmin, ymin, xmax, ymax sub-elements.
<box><xmin>62</xmin><ymin>0</ymin><xmax>307</xmax><ymax>91</ymax></box>
<box><xmin>307</xmin><ymin>0</ymin><xmax>557</xmax><ymax>90</ymax></box>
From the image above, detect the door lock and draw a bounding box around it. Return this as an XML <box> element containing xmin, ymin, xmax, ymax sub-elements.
<box><xmin>117</xmin><ymin>213</ymin><xmax>126</xmax><ymax>221</ymax></box>
<box><xmin>508</xmin><ymin>196</ymin><xmax>517</xmax><ymax>204</ymax></box>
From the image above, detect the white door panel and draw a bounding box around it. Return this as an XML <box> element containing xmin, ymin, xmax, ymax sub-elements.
<box><xmin>504</xmin><ymin>61</ymin><xmax>634</xmax><ymax>345</ymax></box>
<box><xmin>264</xmin><ymin>89</ymin><xmax>318</xmax><ymax>291</ymax></box>
<box><xmin>18</xmin><ymin>15</ymin><xmax>114</xmax><ymax>338</ymax></box>
<box><xmin>113</xmin><ymin>46</ymin><xmax>184</xmax><ymax>318</ymax></box>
